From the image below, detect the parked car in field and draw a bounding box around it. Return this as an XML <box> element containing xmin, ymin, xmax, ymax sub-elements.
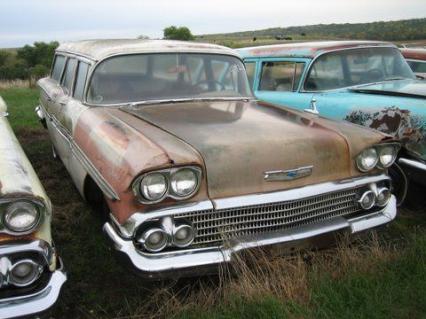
<box><xmin>0</xmin><ymin>97</ymin><xmax>66</xmax><ymax>318</ymax></box>
<box><xmin>237</xmin><ymin>41</ymin><xmax>426</xmax><ymax>192</ymax></box>
<box><xmin>37</xmin><ymin>39</ymin><xmax>399</xmax><ymax>279</ymax></box>
<box><xmin>401</xmin><ymin>48</ymin><xmax>426</xmax><ymax>78</ymax></box>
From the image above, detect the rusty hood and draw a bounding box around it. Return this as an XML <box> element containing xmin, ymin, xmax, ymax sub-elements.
<box><xmin>120</xmin><ymin>100</ymin><xmax>387</xmax><ymax>199</ymax></box>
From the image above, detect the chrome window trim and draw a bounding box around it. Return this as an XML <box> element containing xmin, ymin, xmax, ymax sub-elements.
<box><xmin>118</xmin><ymin>174</ymin><xmax>390</xmax><ymax>237</ymax></box>
<box><xmin>405</xmin><ymin>58</ymin><xmax>426</xmax><ymax>64</ymax></box>
<box><xmin>39</xmin><ymin>104</ymin><xmax>120</xmax><ymax>200</ymax></box>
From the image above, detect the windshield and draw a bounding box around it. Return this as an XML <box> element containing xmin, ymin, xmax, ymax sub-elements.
<box><xmin>87</xmin><ymin>53</ymin><xmax>252</xmax><ymax>105</ymax></box>
<box><xmin>305</xmin><ymin>47</ymin><xmax>416</xmax><ymax>91</ymax></box>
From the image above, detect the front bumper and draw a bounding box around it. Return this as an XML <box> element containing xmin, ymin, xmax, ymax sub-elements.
<box><xmin>0</xmin><ymin>241</ymin><xmax>66</xmax><ymax>319</ymax></box>
<box><xmin>104</xmin><ymin>195</ymin><xmax>397</xmax><ymax>279</ymax></box>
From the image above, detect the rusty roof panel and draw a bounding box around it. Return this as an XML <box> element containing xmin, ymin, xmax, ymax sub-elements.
<box><xmin>57</xmin><ymin>39</ymin><xmax>240</xmax><ymax>61</ymax></box>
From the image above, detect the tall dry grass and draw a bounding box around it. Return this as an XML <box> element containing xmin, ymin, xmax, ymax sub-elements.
<box><xmin>0</xmin><ymin>79</ymin><xmax>30</xmax><ymax>89</ymax></box>
<box><xmin>114</xmin><ymin>231</ymin><xmax>400</xmax><ymax>319</ymax></box>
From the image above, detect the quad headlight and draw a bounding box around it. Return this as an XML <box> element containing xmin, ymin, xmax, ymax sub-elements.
<box><xmin>170</xmin><ymin>168</ymin><xmax>199</xmax><ymax>198</ymax></box>
<box><xmin>135</xmin><ymin>166</ymin><xmax>201</xmax><ymax>203</ymax></box>
<box><xmin>377</xmin><ymin>145</ymin><xmax>399</xmax><ymax>168</ymax></box>
<box><xmin>140</xmin><ymin>173</ymin><xmax>168</xmax><ymax>202</ymax></box>
<box><xmin>356</xmin><ymin>148</ymin><xmax>379</xmax><ymax>172</ymax></box>
<box><xmin>3</xmin><ymin>201</ymin><xmax>41</xmax><ymax>233</ymax></box>
<box><xmin>356</xmin><ymin>143</ymin><xmax>400</xmax><ymax>172</ymax></box>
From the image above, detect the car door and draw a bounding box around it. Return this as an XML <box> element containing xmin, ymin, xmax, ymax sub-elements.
<box><xmin>245</xmin><ymin>58</ymin><xmax>314</xmax><ymax>111</ymax></box>
<box><xmin>49</xmin><ymin>57</ymin><xmax>79</xmax><ymax>168</ymax></box>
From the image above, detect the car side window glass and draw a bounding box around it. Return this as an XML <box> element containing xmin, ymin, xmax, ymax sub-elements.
<box><xmin>305</xmin><ymin>54</ymin><xmax>345</xmax><ymax>91</ymax></box>
<box><xmin>62</xmin><ymin>58</ymin><xmax>77</xmax><ymax>95</ymax></box>
<box><xmin>408</xmin><ymin>60</ymin><xmax>426</xmax><ymax>72</ymax></box>
<box><xmin>244</xmin><ymin>62</ymin><xmax>255</xmax><ymax>89</ymax></box>
<box><xmin>259</xmin><ymin>61</ymin><xmax>305</xmax><ymax>92</ymax></box>
<box><xmin>51</xmin><ymin>55</ymin><xmax>66</xmax><ymax>82</ymax></box>
<box><xmin>74</xmin><ymin>61</ymin><xmax>89</xmax><ymax>101</ymax></box>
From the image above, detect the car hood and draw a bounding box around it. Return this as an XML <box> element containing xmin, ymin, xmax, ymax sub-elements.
<box><xmin>349</xmin><ymin>79</ymin><xmax>426</xmax><ymax>99</ymax></box>
<box><xmin>121</xmin><ymin>100</ymin><xmax>387</xmax><ymax>199</ymax></box>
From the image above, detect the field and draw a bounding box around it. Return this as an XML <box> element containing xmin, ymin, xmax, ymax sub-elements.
<box><xmin>1</xmin><ymin>87</ymin><xmax>426</xmax><ymax>319</ymax></box>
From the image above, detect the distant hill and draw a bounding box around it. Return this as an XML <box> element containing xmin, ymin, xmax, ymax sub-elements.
<box><xmin>197</xmin><ymin>18</ymin><xmax>426</xmax><ymax>48</ymax></box>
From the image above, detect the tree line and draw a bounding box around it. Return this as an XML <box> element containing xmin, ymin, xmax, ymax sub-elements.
<box><xmin>1</xmin><ymin>19</ymin><xmax>426</xmax><ymax>81</ymax></box>
<box><xmin>0</xmin><ymin>26</ymin><xmax>195</xmax><ymax>81</ymax></box>
<box><xmin>200</xmin><ymin>18</ymin><xmax>426</xmax><ymax>42</ymax></box>
<box><xmin>0</xmin><ymin>42</ymin><xmax>58</xmax><ymax>81</ymax></box>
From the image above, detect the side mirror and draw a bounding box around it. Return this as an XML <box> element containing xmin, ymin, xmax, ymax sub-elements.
<box><xmin>304</xmin><ymin>98</ymin><xmax>319</xmax><ymax>115</ymax></box>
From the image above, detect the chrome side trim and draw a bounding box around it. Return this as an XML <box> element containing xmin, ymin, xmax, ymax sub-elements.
<box><xmin>213</xmin><ymin>174</ymin><xmax>389</xmax><ymax>210</ymax></box>
<box><xmin>104</xmin><ymin>196</ymin><xmax>396</xmax><ymax>279</ymax></box>
<box><xmin>40</xmin><ymin>104</ymin><xmax>120</xmax><ymax>200</ymax></box>
<box><xmin>398</xmin><ymin>157</ymin><xmax>426</xmax><ymax>172</ymax></box>
<box><xmin>0</xmin><ymin>260</ymin><xmax>66</xmax><ymax>319</ymax></box>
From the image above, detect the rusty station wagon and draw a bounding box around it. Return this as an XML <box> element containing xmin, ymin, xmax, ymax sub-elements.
<box><xmin>36</xmin><ymin>40</ymin><xmax>399</xmax><ymax>278</ymax></box>
<box><xmin>0</xmin><ymin>97</ymin><xmax>66</xmax><ymax>318</ymax></box>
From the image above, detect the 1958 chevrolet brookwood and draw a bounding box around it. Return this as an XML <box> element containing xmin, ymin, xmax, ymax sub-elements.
<box><xmin>237</xmin><ymin>41</ymin><xmax>426</xmax><ymax>193</ymax></box>
<box><xmin>0</xmin><ymin>97</ymin><xmax>66</xmax><ymax>318</ymax></box>
<box><xmin>36</xmin><ymin>40</ymin><xmax>399</xmax><ymax>279</ymax></box>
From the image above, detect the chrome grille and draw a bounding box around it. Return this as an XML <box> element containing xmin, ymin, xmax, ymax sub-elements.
<box><xmin>175</xmin><ymin>187</ymin><xmax>364</xmax><ymax>248</ymax></box>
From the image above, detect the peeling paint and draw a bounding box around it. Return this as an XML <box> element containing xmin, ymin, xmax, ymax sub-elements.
<box><xmin>0</xmin><ymin>96</ymin><xmax>52</xmax><ymax>244</ymax></box>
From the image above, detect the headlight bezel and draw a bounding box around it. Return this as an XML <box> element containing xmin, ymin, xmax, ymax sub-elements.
<box><xmin>356</xmin><ymin>143</ymin><xmax>400</xmax><ymax>173</ymax></box>
<box><xmin>133</xmin><ymin>166</ymin><xmax>202</xmax><ymax>204</ymax></box>
<box><xmin>356</xmin><ymin>147</ymin><xmax>379</xmax><ymax>172</ymax></box>
<box><xmin>0</xmin><ymin>199</ymin><xmax>45</xmax><ymax>235</ymax></box>
<box><xmin>377</xmin><ymin>144</ymin><xmax>400</xmax><ymax>169</ymax></box>
<box><xmin>140</xmin><ymin>172</ymin><xmax>168</xmax><ymax>203</ymax></box>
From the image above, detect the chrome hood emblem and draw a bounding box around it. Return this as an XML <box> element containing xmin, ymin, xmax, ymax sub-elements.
<box><xmin>264</xmin><ymin>166</ymin><xmax>313</xmax><ymax>181</ymax></box>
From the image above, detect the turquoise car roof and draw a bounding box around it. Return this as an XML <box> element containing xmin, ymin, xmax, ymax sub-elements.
<box><xmin>237</xmin><ymin>41</ymin><xmax>394</xmax><ymax>59</ymax></box>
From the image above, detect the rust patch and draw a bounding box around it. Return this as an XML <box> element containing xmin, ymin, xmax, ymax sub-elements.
<box><xmin>74</xmin><ymin>107</ymin><xmax>205</xmax><ymax>224</ymax></box>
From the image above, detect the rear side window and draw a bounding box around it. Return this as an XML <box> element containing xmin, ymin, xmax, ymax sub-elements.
<box><xmin>407</xmin><ymin>60</ymin><xmax>426</xmax><ymax>73</ymax></box>
<box><xmin>259</xmin><ymin>61</ymin><xmax>305</xmax><ymax>92</ymax></box>
<box><xmin>62</xmin><ymin>58</ymin><xmax>77</xmax><ymax>94</ymax></box>
<box><xmin>244</xmin><ymin>62</ymin><xmax>256</xmax><ymax>89</ymax></box>
<box><xmin>74</xmin><ymin>62</ymin><xmax>89</xmax><ymax>101</ymax></box>
<box><xmin>51</xmin><ymin>55</ymin><xmax>66</xmax><ymax>82</ymax></box>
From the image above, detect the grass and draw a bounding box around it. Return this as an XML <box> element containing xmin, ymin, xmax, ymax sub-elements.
<box><xmin>1</xmin><ymin>87</ymin><xmax>425</xmax><ymax>319</ymax></box>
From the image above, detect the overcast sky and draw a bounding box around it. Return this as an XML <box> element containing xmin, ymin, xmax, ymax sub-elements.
<box><xmin>0</xmin><ymin>0</ymin><xmax>425</xmax><ymax>48</ymax></box>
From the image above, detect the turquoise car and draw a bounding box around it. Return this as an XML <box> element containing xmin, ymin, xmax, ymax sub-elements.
<box><xmin>237</xmin><ymin>41</ymin><xmax>426</xmax><ymax>192</ymax></box>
